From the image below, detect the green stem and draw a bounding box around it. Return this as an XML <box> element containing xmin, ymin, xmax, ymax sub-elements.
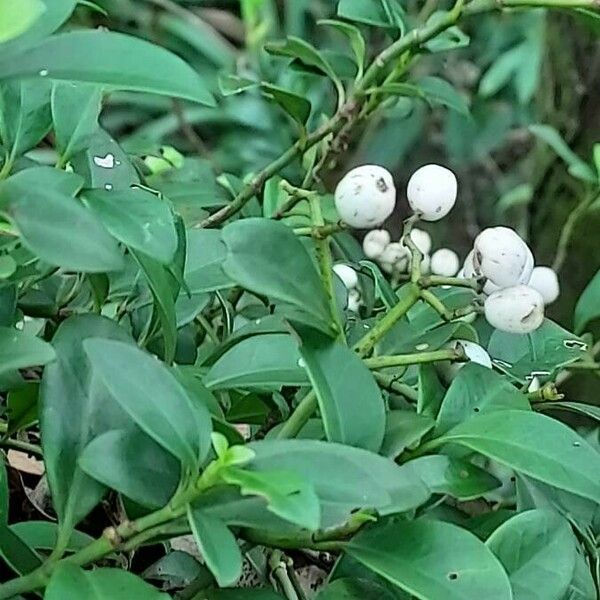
<box><xmin>372</xmin><ymin>372</ymin><xmax>418</xmax><ymax>401</ymax></box>
<box><xmin>365</xmin><ymin>349</ymin><xmax>461</xmax><ymax>369</ymax></box>
<box><xmin>275</xmin><ymin>391</ymin><xmax>317</xmax><ymax>440</ymax></box>
<box><xmin>293</xmin><ymin>223</ymin><xmax>347</xmax><ymax>237</ymax></box>
<box><xmin>419</xmin><ymin>275</ymin><xmax>481</xmax><ymax>291</ymax></box>
<box><xmin>0</xmin><ymin>438</ymin><xmax>43</xmax><ymax>457</ymax></box>
<box><xmin>308</xmin><ymin>193</ymin><xmax>343</xmax><ymax>337</ymax></box>
<box><xmin>466</xmin><ymin>0</ymin><xmax>599</xmax><ymax>12</ymax></box>
<box><xmin>353</xmin><ymin>282</ymin><xmax>421</xmax><ymax>357</ymax></box>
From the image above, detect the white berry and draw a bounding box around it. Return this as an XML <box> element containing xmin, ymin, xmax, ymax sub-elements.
<box><xmin>407</xmin><ymin>228</ymin><xmax>432</xmax><ymax>255</ymax></box>
<box><xmin>379</xmin><ymin>242</ymin><xmax>406</xmax><ymax>265</ymax></box>
<box><xmin>362</xmin><ymin>229</ymin><xmax>391</xmax><ymax>259</ymax></box>
<box><xmin>484</xmin><ymin>285</ymin><xmax>545</xmax><ymax>334</ymax></box>
<box><xmin>528</xmin><ymin>266</ymin><xmax>559</xmax><ymax>305</ymax></box>
<box><xmin>333</xmin><ymin>264</ymin><xmax>358</xmax><ymax>290</ymax></box>
<box><xmin>406</xmin><ymin>164</ymin><xmax>457</xmax><ymax>221</ymax></box>
<box><xmin>347</xmin><ymin>289</ymin><xmax>361</xmax><ymax>312</ymax></box>
<box><xmin>431</xmin><ymin>248</ymin><xmax>460</xmax><ymax>277</ymax></box>
<box><xmin>473</xmin><ymin>227</ymin><xmax>534</xmax><ymax>289</ymax></box>
<box><xmin>335</xmin><ymin>165</ymin><xmax>396</xmax><ymax>228</ymax></box>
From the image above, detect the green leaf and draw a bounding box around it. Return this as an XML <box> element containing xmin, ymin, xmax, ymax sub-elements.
<box><xmin>486</xmin><ymin>509</ymin><xmax>577</xmax><ymax>600</ymax></box>
<box><xmin>437</xmin><ymin>410</ymin><xmax>600</xmax><ymax>503</ymax></box>
<box><xmin>221</xmin><ymin>467</ymin><xmax>321</xmax><ymax>530</ymax></box>
<box><xmin>318</xmin><ymin>19</ymin><xmax>365</xmax><ymax>78</ymax></box>
<box><xmin>6</xmin><ymin>382</ymin><xmax>39</xmax><ymax>435</ymax></box>
<box><xmin>46</xmin><ymin>563</ymin><xmax>170</xmax><ymax>599</ymax></box>
<box><xmin>185</xmin><ymin>229</ymin><xmax>234</xmax><ymax>293</ymax></box>
<box><xmin>337</xmin><ymin>0</ymin><xmax>392</xmax><ymax>27</ymax></box>
<box><xmin>79</xmin><ymin>428</ymin><xmax>179</xmax><ymax>508</ymax></box>
<box><xmin>51</xmin><ymin>82</ymin><xmax>102</xmax><ymax>163</ymax></box>
<box><xmin>418</xmin><ymin>76</ymin><xmax>470</xmax><ymax>116</ymax></box>
<box><xmin>84</xmin><ymin>339</ymin><xmax>212</xmax><ymax>468</ymax></box>
<box><xmin>0</xmin><ymin>0</ymin><xmax>76</xmax><ymax>56</ymax></box>
<box><xmin>536</xmin><ymin>401</ymin><xmax>600</xmax><ymax>424</ymax></box>
<box><xmin>436</xmin><ymin>363</ymin><xmax>530</xmax><ymax>434</ymax></box>
<box><xmin>0</xmin><ymin>526</ymin><xmax>42</xmax><ymax>576</ymax></box>
<box><xmin>575</xmin><ymin>269</ymin><xmax>600</xmax><ymax>334</ymax></box>
<box><xmin>265</xmin><ymin>36</ymin><xmax>339</xmax><ymax>84</ymax></box>
<box><xmin>218</xmin><ymin>73</ymin><xmax>259</xmax><ymax>96</ymax></box>
<box><xmin>131</xmin><ymin>250</ymin><xmax>178</xmax><ymax>364</ymax></box>
<box><xmin>417</xmin><ymin>363</ymin><xmax>445</xmax><ymax>418</ymax></box>
<box><xmin>247</xmin><ymin>440</ymin><xmax>430</xmax><ymax>528</ymax></box>
<box><xmin>381</xmin><ymin>411</ymin><xmax>435</xmax><ymax>459</ymax></box>
<box><xmin>9</xmin><ymin>521</ymin><xmax>93</xmax><ymax>552</ymax></box>
<box><xmin>203</xmin><ymin>589</ymin><xmax>285</xmax><ymax>599</ymax></box>
<box><xmin>261</xmin><ymin>83</ymin><xmax>311</xmax><ymax>126</ymax></box>
<box><xmin>84</xmin><ymin>188</ymin><xmax>177</xmax><ymax>264</ymax></box>
<box><xmin>222</xmin><ymin>219</ymin><xmax>333</xmax><ymax>335</ymax></box>
<box><xmin>187</xmin><ymin>507</ymin><xmax>243</xmax><ymax>587</ymax></box>
<box><xmin>0</xmin><ymin>30</ymin><xmax>216</xmax><ymax>106</ymax></box>
<box><xmin>529</xmin><ymin>125</ymin><xmax>596</xmax><ymax>183</ymax></box>
<box><xmin>71</xmin><ymin>128</ymin><xmax>139</xmax><ymax>191</ymax></box>
<box><xmin>424</xmin><ymin>13</ymin><xmax>470</xmax><ymax>53</ymax></box>
<box><xmin>347</xmin><ymin>519</ymin><xmax>512</xmax><ymax>600</ymax></box>
<box><xmin>0</xmin><ymin>171</ymin><xmax>124</xmax><ymax>273</ymax></box>
<box><xmin>0</xmin><ymin>0</ymin><xmax>46</xmax><ymax>43</ymax></box>
<box><xmin>487</xmin><ymin>320</ymin><xmax>587</xmax><ymax>381</ymax></box>
<box><xmin>205</xmin><ymin>334</ymin><xmax>308</xmax><ymax>390</ymax></box>
<box><xmin>317</xmin><ymin>578</ymin><xmax>398</xmax><ymax>600</ymax></box>
<box><xmin>0</xmin><ymin>327</ymin><xmax>55</xmax><ymax>378</ymax></box>
<box><xmin>0</xmin><ymin>79</ymin><xmax>52</xmax><ymax>158</ymax></box>
<box><xmin>41</xmin><ymin>315</ymin><xmax>133</xmax><ymax>538</ymax></box>
<box><xmin>297</xmin><ymin>329</ymin><xmax>385</xmax><ymax>452</ymax></box>
<box><xmin>408</xmin><ymin>455</ymin><xmax>501</xmax><ymax>501</ymax></box>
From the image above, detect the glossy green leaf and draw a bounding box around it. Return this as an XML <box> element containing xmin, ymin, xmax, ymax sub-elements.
<box><xmin>575</xmin><ymin>269</ymin><xmax>600</xmax><ymax>334</ymax></box>
<box><xmin>187</xmin><ymin>507</ymin><xmax>242</xmax><ymax>587</ymax></box>
<box><xmin>438</xmin><ymin>410</ymin><xmax>600</xmax><ymax>503</ymax></box>
<box><xmin>46</xmin><ymin>563</ymin><xmax>170</xmax><ymax>599</ymax></box>
<box><xmin>247</xmin><ymin>440</ymin><xmax>430</xmax><ymax>528</ymax></box>
<box><xmin>436</xmin><ymin>363</ymin><xmax>530</xmax><ymax>434</ymax></box>
<box><xmin>51</xmin><ymin>82</ymin><xmax>102</xmax><ymax>162</ymax></box>
<box><xmin>79</xmin><ymin>428</ymin><xmax>179</xmax><ymax>508</ymax></box>
<box><xmin>0</xmin><ymin>30</ymin><xmax>216</xmax><ymax>106</ymax></box>
<box><xmin>205</xmin><ymin>334</ymin><xmax>308</xmax><ymax>390</ymax></box>
<box><xmin>0</xmin><ymin>327</ymin><xmax>55</xmax><ymax>377</ymax></box>
<box><xmin>417</xmin><ymin>363</ymin><xmax>445</xmax><ymax>418</ymax></box>
<box><xmin>0</xmin><ymin>172</ymin><xmax>124</xmax><ymax>273</ymax></box>
<box><xmin>486</xmin><ymin>509</ymin><xmax>576</xmax><ymax>600</ymax></box>
<box><xmin>221</xmin><ymin>467</ymin><xmax>321</xmax><ymax>530</ymax></box>
<box><xmin>261</xmin><ymin>83</ymin><xmax>311</xmax><ymax>126</ymax></box>
<box><xmin>347</xmin><ymin>519</ymin><xmax>512</xmax><ymax>600</ymax></box>
<box><xmin>408</xmin><ymin>455</ymin><xmax>501</xmax><ymax>500</ymax></box>
<box><xmin>84</xmin><ymin>188</ymin><xmax>177</xmax><ymax>264</ymax></box>
<box><xmin>84</xmin><ymin>339</ymin><xmax>212</xmax><ymax>468</ymax></box>
<box><xmin>0</xmin><ymin>0</ymin><xmax>46</xmax><ymax>43</ymax></box>
<box><xmin>529</xmin><ymin>125</ymin><xmax>596</xmax><ymax>183</ymax></box>
<box><xmin>381</xmin><ymin>411</ymin><xmax>435</xmax><ymax>459</ymax></box>
<box><xmin>41</xmin><ymin>316</ymin><xmax>133</xmax><ymax>538</ymax></box>
<box><xmin>297</xmin><ymin>330</ymin><xmax>385</xmax><ymax>452</ymax></box>
<box><xmin>222</xmin><ymin>219</ymin><xmax>333</xmax><ymax>335</ymax></box>
<box><xmin>218</xmin><ymin>73</ymin><xmax>259</xmax><ymax>96</ymax></box>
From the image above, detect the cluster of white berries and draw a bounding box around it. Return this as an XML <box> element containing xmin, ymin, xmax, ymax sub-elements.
<box><xmin>333</xmin><ymin>163</ymin><xmax>560</xmax><ymax>337</ymax></box>
<box><xmin>460</xmin><ymin>226</ymin><xmax>559</xmax><ymax>334</ymax></box>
